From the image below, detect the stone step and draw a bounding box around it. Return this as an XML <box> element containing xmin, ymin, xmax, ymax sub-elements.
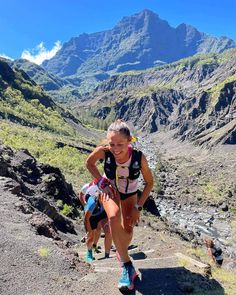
<box><xmin>79</xmin><ymin>255</ymin><xmax>182</xmax><ymax>295</ymax></box>
<box><xmin>78</xmin><ymin>246</ymin><xmax>156</xmax><ymax>263</ymax></box>
<box><xmin>93</xmin><ymin>255</ymin><xmax>176</xmax><ymax>268</ymax></box>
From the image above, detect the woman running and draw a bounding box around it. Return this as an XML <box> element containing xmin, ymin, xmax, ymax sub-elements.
<box><xmin>86</xmin><ymin>119</ymin><xmax>153</xmax><ymax>292</ymax></box>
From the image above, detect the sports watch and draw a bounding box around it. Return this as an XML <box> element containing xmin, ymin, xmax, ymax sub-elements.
<box><xmin>134</xmin><ymin>204</ymin><xmax>143</xmax><ymax>211</ymax></box>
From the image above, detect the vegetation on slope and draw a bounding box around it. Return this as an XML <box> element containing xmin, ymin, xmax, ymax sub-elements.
<box><xmin>0</xmin><ymin>58</ymin><xmax>98</xmax><ymax>190</ymax></box>
<box><xmin>0</xmin><ymin>120</ymin><xmax>93</xmax><ymax>190</ymax></box>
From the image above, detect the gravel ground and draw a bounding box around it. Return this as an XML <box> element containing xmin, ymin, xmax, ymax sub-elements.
<box><xmin>0</xmin><ymin>175</ymin><xmax>228</xmax><ymax>295</ymax></box>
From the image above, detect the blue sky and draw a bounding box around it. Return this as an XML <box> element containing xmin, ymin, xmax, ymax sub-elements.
<box><xmin>1</xmin><ymin>0</ymin><xmax>235</xmax><ymax>64</ymax></box>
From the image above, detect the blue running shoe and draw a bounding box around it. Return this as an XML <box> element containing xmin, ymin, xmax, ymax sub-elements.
<box><xmin>85</xmin><ymin>249</ymin><xmax>94</xmax><ymax>264</ymax></box>
<box><xmin>128</xmin><ymin>264</ymin><xmax>138</xmax><ymax>290</ymax></box>
<box><xmin>118</xmin><ymin>263</ymin><xmax>137</xmax><ymax>292</ymax></box>
<box><xmin>118</xmin><ymin>264</ymin><xmax>130</xmax><ymax>291</ymax></box>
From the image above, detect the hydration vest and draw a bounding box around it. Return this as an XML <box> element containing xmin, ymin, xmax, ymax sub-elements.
<box><xmin>213</xmin><ymin>247</ymin><xmax>222</xmax><ymax>257</ymax></box>
<box><xmin>104</xmin><ymin>149</ymin><xmax>142</xmax><ymax>181</ymax></box>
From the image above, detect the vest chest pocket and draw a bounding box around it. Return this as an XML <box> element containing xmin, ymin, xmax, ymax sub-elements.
<box><xmin>116</xmin><ymin>166</ymin><xmax>129</xmax><ymax>178</ymax></box>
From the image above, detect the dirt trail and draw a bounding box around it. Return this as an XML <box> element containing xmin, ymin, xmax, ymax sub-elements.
<box><xmin>77</xmin><ymin>219</ymin><xmax>225</xmax><ymax>295</ymax></box>
<box><xmin>0</xmin><ymin>176</ymin><xmax>226</xmax><ymax>294</ymax></box>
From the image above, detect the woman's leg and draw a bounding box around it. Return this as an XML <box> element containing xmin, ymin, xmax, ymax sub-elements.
<box><xmin>86</xmin><ymin>230</ymin><xmax>95</xmax><ymax>249</ymax></box>
<box><xmin>85</xmin><ymin>229</ymin><xmax>95</xmax><ymax>263</ymax></box>
<box><xmin>101</xmin><ymin>218</ymin><xmax>112</xmax><ymax>256</ymax></box>
<box><xmin>120</xmin><ymin>194</ymin><xmax>137</xmax><ymax>250</ymax></box>
<box><xmin>93</xmin><ymin>224</ymin><xmax>101</xmax><ymax>246</ymax></box>
<box><xmin>102</xmin><ymin>194</ymin><xmax>130</xmax><ymax>263</ymax></box>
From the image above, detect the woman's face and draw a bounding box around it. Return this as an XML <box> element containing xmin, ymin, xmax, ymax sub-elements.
<box><xmin>107</xmin><ymin>131</ymin><xmax>131</xmax><ymax>162</ymax></box>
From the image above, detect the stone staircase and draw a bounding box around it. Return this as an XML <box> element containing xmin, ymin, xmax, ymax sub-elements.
<box><xmin>77</xmin><ymin>225</ymin><xmax>194</xmax><ymax>295</ymax></box>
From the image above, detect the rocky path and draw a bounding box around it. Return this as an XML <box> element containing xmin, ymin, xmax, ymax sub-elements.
<box><xmin>77</xmin><ymin>220</ymin><xmax>225</xmax><ymax>295</ymax></box>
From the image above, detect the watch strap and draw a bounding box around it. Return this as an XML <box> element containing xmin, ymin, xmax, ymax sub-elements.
<box><xmin>134</xmin><ymin>204</ymin><xmax>142</xmax><ymax>211</ymax></box>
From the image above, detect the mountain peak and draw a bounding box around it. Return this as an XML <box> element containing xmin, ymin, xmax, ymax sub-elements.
<box><xmin>176</xmin><ymin>23</ymin><xmax>201</xmax><ymax>37</ymax></box>
<box><xmin>138</xmin><ymin>9</ymin><xmax>159</xmax><ymax>18</ymax></box>
<box><xmin>177</xmin><ymin>23</ymin><xmax>199</xmax><ymax>31</ymax></box>
<box><xmin>114</xmin><ymin>9</ymin><xmax>166</xmax><ymax>33</ymax></box>
<box><xmin>123</xmin><ymin>9</ymin><xmax>161</xmax><ymax>23</ymax></box>
<box><xmin>42</xmin><ymin>10</ymin><xmax>236</xmax><ymax>85</ymax></box>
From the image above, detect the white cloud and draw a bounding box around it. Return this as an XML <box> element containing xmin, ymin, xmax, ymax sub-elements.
<box><xmin>21</xmin><ymin>41</ymin><xmax>62</xmax><ymax>65</ymax></box>
<box><xmin>0</xmin><ymin>53</ymin><xmax>14</xmax><ymax>60</ymax></box>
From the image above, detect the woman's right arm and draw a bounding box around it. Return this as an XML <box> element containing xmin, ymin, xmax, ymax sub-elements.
<box><xmin>86</xmin><ymin>146</ymin><xmax>115</xmax><ymax>199</ymax></box>
<box><xmin>86</xmin><ymin>146</ymin><xmax>105</xmax><ymax>180</ymax></box>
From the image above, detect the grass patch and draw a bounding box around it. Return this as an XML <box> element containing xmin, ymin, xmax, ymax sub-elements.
<box><xmin>212</xmin><ymin>267</ymin><xmax>236</xmax><ymax>295</ymax></box>
<box><xmin>60</xmin><ymin>203</ymin><xmax>73</xmax><ymax>216</ymax></box>
<box><xmin>200</xmin><ymin>180</ymin><xmax>224</xmax><ymax>201</ymax></box>
<box><xmin>38</xmin><ymin>247</ymin><xmax>49</xmax><ymax>257</ymax></box>
<box><xmin>209</xmin><ymin>74</ymin><xmax>236</xmax><ymax>95</ymax></box>
<box><xmin>186</xmin><ymin>247</ymin><xmax>207</xmax><ymax>260</ymax></box>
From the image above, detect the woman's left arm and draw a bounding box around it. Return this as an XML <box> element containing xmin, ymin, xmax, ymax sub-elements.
<box><xmin>129</xmin><ymin>153</ymin><xmax>153</xmax><ymax>227</ymax></box>
<box><xmin>138</xmin><ymin>153</ymin><xmax>154</xmax><ymax>207</ymax></box>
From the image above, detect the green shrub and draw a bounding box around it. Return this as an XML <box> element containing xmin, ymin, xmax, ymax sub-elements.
<box><xmin>60</xmin><ymin>203</ymin><xmax>73</xmax><ymax>216</ymax></box>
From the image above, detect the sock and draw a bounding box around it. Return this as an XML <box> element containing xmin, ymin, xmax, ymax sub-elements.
<box><xmin>124</xmin><ymin>260</ymin><xmax>132</xmax><ymax>267</ymax></box>
<box><xmin>105</xmin><ymin>252</ymin><xmax>110</xmax><ymax>258</ymax></box>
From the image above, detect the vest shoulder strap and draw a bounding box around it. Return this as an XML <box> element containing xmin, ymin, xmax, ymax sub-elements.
<box><xmin>104</xmin><ymin>149</ymin><xmax>116</xmax><ymax>180</ymax></box>
<box><xmin>104</xmin><ymin>149</ymin><xmax>115</xmax><ymax>162</ymax></box>
<box><xmin>130</xmin><ymin>149</ymin><xmax>142</xmax><ymax>167</ymax></box>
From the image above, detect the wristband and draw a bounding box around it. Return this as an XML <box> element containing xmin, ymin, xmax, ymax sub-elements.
<box><xmin>97</xmin><ymin>177</ymin><xmax>110</xmax><ymax>190</ymax></box>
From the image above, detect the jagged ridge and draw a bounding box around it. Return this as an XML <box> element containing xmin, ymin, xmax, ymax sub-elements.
<box><xmin>75</xmin><ymin>49</ymin><xmax>236</xmax><ymax>146</ymax></box>
<box><xmin>42</xmin><ymin>9</ymin><xmax>235</xmax><ymax>89</ymax></box>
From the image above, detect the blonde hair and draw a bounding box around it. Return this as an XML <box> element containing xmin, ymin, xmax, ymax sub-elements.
<box><xmin>99</xmin><ymin>120</ymin><xmax>136</xmax><ymax>146</ymax></box>
<box><xmin>107</xmin><ymin>119</ymin><xmax>131</xmax><ymax>138</ymax></box>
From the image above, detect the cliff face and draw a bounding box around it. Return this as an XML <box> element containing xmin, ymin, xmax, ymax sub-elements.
<box><xmin>76</xmin><ymin>49</ymin><xmax>236</xmax><ymax>146</ymax></box>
